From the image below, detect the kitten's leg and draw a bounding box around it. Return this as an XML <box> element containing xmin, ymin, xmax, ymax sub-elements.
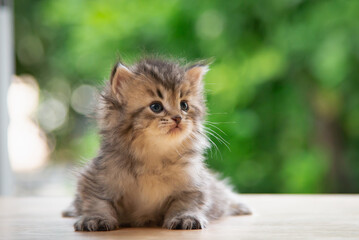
<box><xmin>74</xmin><ymin>198</ymin><xmax>119</xmax><ymax>231</ymax></box>
<box><xmin>73</xmin><ymin>172</ymin><xmax>119</xmax><ymax>231</ymax></box>
<box><xmin>163</xmin><ymin>191</ymin><xmax>208</xmax><ymax>230</ymax></box>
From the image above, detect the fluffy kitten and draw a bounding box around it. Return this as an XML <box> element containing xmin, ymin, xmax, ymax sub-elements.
<box><xmin>63</xmin><ymin>58</ymin><xmax>251</xmax><ymax>231</ymax></box>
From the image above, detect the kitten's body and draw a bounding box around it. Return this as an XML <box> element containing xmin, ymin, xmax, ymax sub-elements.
<box><xmin>65</xmin><ymin>58</ymin><xmax>250</xmax><ymax>231</ymax></box>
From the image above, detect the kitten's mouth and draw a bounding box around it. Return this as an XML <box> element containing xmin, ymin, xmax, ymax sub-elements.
<box><xmin>168</xmin><ymin>125</ymin><xmax>182</xmax><ymax>134</ymax></box>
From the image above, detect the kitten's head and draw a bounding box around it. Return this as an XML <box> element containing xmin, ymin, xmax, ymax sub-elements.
<box><xmin>100</xmin><ymin>58</ymin><xmax>209</xmax><ymax>152</ymax></box>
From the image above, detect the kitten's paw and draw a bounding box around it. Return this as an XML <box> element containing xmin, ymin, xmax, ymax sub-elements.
<box><xmin>163</xmin><ymin>215</ymin><xmax>207</xmax><ymax>230</ymax></box>
<box><xmin>74</xmin><ymin>216</ymin><xmax>117</xmax><ymax>231</ymax></box>
<box><xmin>230</xmin><ymin>202</ymin><xmax>252</xmax><ymax>216</ymax></box>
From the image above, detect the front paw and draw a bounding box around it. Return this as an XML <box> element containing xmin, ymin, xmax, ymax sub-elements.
<box><xmin>74</xmin><ymin>216</ymin><xmax>117</xmax><ymax>231</ymax></box>
<box><xmin>163</xmin><ymin>215</ymin><xmax>207</xmax><ymax>230</ymax></box>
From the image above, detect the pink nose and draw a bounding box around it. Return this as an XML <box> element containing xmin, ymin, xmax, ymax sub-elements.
<box><xmin>171</xmin><ymin>116</ymin><xmax>182</xmax><ymax>125</ymax></box>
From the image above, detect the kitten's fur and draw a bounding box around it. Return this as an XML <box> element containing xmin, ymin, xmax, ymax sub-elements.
<box><xmin>64</xmin><ymin>58</ymin><xmax>251</xmax><ymax>231</ymax></box>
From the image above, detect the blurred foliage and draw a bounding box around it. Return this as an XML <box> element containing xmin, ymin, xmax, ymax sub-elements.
<box><xmin>14</xmin><ymin>0</ymin><xmax>359</xmax><ymax>193</ymax></box>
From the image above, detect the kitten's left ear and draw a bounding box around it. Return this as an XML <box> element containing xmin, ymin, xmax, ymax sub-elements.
<box><xmin>185</xmin><ymin>61</ymin><xmax>211</xmax><ymax>87</ymax></box>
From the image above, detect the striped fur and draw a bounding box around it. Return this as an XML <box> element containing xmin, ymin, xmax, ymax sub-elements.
<box><xmin>64</xmin><ymin>58</ymin><xmax>251</xmax><ymax>231</ymax></box>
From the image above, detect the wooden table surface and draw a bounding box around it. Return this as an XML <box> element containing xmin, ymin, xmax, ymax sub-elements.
<box><xmin>0</xmin><ymin>195</ymin><xmax>358</xmax><ymax>240</ymax></box>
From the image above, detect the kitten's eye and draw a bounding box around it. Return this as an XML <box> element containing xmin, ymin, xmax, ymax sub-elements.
<box><xmin>150</xmin><ymin>102</ymin><xmax>164</xmax><ymax>113</ymax></box>
<box><xmin>180</xmin><ymin>101</ymin><xmax>189</xmax><ymax>112</ymax></box>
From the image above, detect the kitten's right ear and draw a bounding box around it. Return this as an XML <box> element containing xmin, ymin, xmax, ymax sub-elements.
<box><xmin>110</xmin><ymin>62</ymin><xmax>133</xmax><ymax>94</ymax></box>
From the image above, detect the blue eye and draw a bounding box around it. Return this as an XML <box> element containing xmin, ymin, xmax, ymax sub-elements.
<box><xmin>180</xmin><ymin>101</ymin><xmax>189</xmax><ymax>111</ymax></box>
<box><xmin>150</xmin><ymin>102</ymin><xmax>164</xmax><ymax>113</ymax></box>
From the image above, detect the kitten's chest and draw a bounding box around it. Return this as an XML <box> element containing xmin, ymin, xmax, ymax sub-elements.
<box><xmin>123</xmin><ymin>163</ymin><xmax>188</xmax><ymax>216</ymax></box>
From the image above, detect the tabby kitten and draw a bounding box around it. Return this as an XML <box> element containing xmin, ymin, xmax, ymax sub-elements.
<box><xmin>63</xmin><ymin>58</ymin><xmax>251</xmax><ymax>231</ymax></box>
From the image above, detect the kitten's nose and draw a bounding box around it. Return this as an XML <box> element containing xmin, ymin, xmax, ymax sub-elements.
<box><xmin>171</xmin><ymin>115</ymin><xmax>182</xmax><ymax>125</ymax></box>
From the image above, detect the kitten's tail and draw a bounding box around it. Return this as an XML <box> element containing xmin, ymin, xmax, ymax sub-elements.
<box><xmin>229</xmin><ymin>201</ymin><xmax>252</xmax><ymax>216</ymax></box>
<box><xmin>229</xmin><ymin>193</ymin><xmax>252</xmax><ymax>216</ymax></box>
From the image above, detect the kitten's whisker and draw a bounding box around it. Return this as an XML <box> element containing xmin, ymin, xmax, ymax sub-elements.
<box><xmin>203</xmin><ymin>126</ymin><xmax>230</xmax><ymax>144</ymax></box>
<box><xmin>205</xmin><ymin>122</ymin><xmax>227</xmax><ymax>136</ymax></box>
<box><xmin>203</xmin><ymin>128</ymin><xmax>231</xmax><ymax>152</ymax></box>
<box><xmin>206</xmin><ymin>112</ymin><xmax>228</xmax><ymax>115</ymax></box>
<box><xmin>199</xmin><ymin>131</ymin><xmax>222</xmax><ymax>160</ymax></box>
<box><xmin>204</xmin><ymin>120</ymin><xmax>221</xmax><ymax>125</ymax></box>
<box><xmin>207</xmin><ymin>136</ymin><xmax>222</xmax><ymax>160</ymax></box>
<box><xmin>203</xmin><ymin>127</ymin><xmax>230</xmax><ymax>147</ymax></box>
<box><xmin>205</xmin><ymin>120</ymin><xmax>237</xmax><ymax>125</ymax></box>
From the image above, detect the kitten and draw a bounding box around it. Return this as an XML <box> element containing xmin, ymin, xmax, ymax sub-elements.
<box><xmin>63</xmin><ymin>58</ymin><xmax>251</xmax><ymax>231</ymax></box>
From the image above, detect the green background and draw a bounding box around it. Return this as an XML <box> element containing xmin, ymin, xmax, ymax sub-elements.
<box><xmin>14</xmin><ymin>0</ymin><xmax>359</xmax><ymax>193</ymax></box>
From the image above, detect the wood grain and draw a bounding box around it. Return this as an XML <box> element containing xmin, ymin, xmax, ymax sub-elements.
<box><xmin>0</xmin><ymin>195</ymin><xmax>358</xmax><ymax>240</ymax></box>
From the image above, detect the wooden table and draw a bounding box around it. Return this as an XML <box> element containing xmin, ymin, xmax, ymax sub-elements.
<box><xmin>0</xmin><ymin>195</ymin><xmax>358</xmax><ymax>239</ymax></box>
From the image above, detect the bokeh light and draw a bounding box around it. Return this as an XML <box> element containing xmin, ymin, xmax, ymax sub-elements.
<box><xmin>7</xmin><ymin>75</ymin><xmax>49</xmax><ymax>172</ymax></box>
<box><xmin>71</xmin><ymin>84</ymin><xmax>98</xmax><ymax>115</ymax></box>
<box><xmin>38</xmin><ymin>95</ymin><xmax>68</xmax><ymax>132</ymax></box>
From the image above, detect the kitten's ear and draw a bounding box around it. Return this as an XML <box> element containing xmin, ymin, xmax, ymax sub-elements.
<box><xmin>185</xmin><ymin>61</ymin><xmax>210</xmax><ymax>87</ymax></box>
<box><xmin>110</xmin><ymin>62</ymin><xmax>133</xmax><ymax>94</ymax></box>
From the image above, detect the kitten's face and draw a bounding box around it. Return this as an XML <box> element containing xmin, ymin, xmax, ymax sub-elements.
<box><xmin>110</xmin><ymin>60</ymin><xmax>207</xmax><ymax>148</ymax></box>
<box><xmin>124</xmin><ymin>79</ymin><xmax>197</xmax><ymax>144</ymax></box>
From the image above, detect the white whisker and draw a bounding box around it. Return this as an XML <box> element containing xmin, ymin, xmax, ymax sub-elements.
<box><xmin>205</xmin><ymin>122</ymin><xmax>227</xmax><ymax>136</ymax></box>
<box><xmin>203</xmin><ymin>128</ymin><xmax>231</xmax><ymax>152</ymax></box>
<box><xmin>203</xmin><ymin>126</ymin><xmax>230</xmax><ymax>146</ymax></box>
